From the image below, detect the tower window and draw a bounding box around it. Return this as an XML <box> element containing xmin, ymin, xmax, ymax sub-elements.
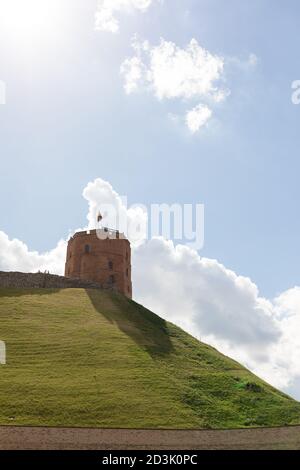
<box><xmin>126</xmin><ymin>268</ymin><xmax>129</xmax><ymax>277</ymax></box>
<box><xmin>109</xmin><ymin>275</ymin><xmax>115</xmax><ymax>284</ymax></box>
<box><xmin>85</xmin><ymin>244</ymin><xmax>91</xmax><ymax>254</ymax></box>
<box><xmin>108</xmin><ymin>261</ymin><xmax>113</xmax><ymax>270</ymax></box>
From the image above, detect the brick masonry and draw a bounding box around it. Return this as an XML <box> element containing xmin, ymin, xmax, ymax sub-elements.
<box><xmin>65</xmin><ymin>229</ymin><xmax>132</xmax><ymax>298</ymax></box>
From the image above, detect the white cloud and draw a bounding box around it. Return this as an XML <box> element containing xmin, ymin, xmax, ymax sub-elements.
<box><xmin>81</xmin><ymin>180</ymin><xmax>300</xmax><ymax>395</ymax></box>
<box><xmin>121</xmin><ymin>38</ymin><xmax>225</xmax><ymax>100</ymax></box>
<box><xmin>95</xmin><ymin>0</ymin><xmax>154</xmax><ymax>33</ymax></box>
<box><xmin>0</xmin><ymin>231</ymin><xmax>66</xmax><ymax>275</ymax></box>
<box><xmin>121</xmin><ymin>37</ymin><xmax>228</xmax><ymax>132</ymax></box>
<box><xmin>83</xmin><ymin>178</ymin><xmax>148</xmax><ymax>246</ymax></box>
<box><xmin>132</xmin><ymin>237</ymin><xmax>300</xmax><ymax>393</ymax></box>
<box><xmin>133</xmin><ymin>239</ymin><xmax>279</xmax><ymax>351</ymax></box>
<box><xmin>121</xmin><ymin>56</ymin><xmax>146</xmax><ymax>94</ymax></box>
<box><xmin>1</xmin><ymin>178</ymin><xmax>300</xmax><ymax>397</ymax></box>
<box><xmin>185</xmin><ymin>104</ymin><xmax>212</xmax><ymax>133</ymax></box>
<box><xmin>83</xmin><ymin>178</ymin><xmax>128</xmax><ymax>229</ymax></box>
<box><xmin>227</xmin><ymin>53</ymin><xmax>259</xmax><ymax>72</ymax></box>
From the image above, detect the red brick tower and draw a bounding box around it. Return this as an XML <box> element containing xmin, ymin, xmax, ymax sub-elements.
<box><xmin>65</xmin><ymin>229</ymin><xmax>132</xmax><ymax>298</ymax></box>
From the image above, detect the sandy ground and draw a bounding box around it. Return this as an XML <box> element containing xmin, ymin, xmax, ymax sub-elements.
<box><xmin>0</xmin><ymin>426</ymin><xmax>300</xmax><ymax>450</ymax></box>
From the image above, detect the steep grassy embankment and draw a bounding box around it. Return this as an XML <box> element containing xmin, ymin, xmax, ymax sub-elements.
<box><xmin>0</xmin><ymin>288</ymin><xmax>299</xmax><ymax>428</ymax></box>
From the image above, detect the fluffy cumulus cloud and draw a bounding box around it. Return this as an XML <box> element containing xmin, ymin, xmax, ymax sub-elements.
<box><xmin>0</xmin><ymin>231</ymin><xmax>66</xmax><ymax>275</ymax></box>
<box><xmin>1</xmin><ymin>178</ymin><xmax>300</xmax><ymax>397</ymax></box>
<box><xmin>185</xmin><ymin>104</ymin><xmax>212</xmax><ymax>134</ymax></box>
<box><xmin>132</xmin><ymin>239</ymin><xmax>288</xmax><ymax>389</ymax></box>
<box><xmin>121</xmin><ymin>37</ymin><xmax>229</xmax><ymax>132</ymax></box>
<box><xmin>121</xmin><ymin>38</ymin><xmax>225</xmax><ymax>100</ymax></box>
<box><xmin>83</xmin><ymin>178</ymin><xmax>129</xmax><ymax>229</ymax></box>
<box><xmin>83</xmin><ymin>178</ymin><xmax>148</xmax><ymax>245</ymax></box>
<box><xmin>95</xmin><ymin>0</ymin><xmax>155</xmax><ymax>33</ymax></box>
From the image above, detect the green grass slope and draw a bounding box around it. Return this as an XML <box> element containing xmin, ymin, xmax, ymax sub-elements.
<box><xmin>0</xmin><ymin>288</ymin><xmax>300</xmax><ymax>429</ymax></box>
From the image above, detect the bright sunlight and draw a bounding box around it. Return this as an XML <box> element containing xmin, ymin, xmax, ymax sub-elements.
<box><xmin>0</xmin><ymin>0</ymin><xmax>61</xmax><ymax>46</ymax></box>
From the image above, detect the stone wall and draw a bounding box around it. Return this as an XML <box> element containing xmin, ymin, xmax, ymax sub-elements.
<box><xmin>0</xmin><ymin>271</ymin><xmax>106</xmax><ymax>290</ymax></box>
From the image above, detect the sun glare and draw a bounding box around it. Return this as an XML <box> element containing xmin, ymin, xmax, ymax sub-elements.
<box><xmin>0</xmin><ymin>0</ymin><xmax>60</xmax><ymax>46</ymax></box>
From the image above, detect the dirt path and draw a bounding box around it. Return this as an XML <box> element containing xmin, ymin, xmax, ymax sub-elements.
<box><xmin>0</xmin><ymin>426</ymin><xmax>300</xmax><ymax>450</ymax></box>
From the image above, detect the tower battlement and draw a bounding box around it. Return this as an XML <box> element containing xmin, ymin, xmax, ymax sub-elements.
<box><xmin>65</xmin><ymin>229</ymin><xmax>132</xmax><ymax>298</ymax></box>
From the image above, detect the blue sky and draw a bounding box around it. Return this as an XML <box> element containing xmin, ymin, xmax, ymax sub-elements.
<box><xmin>0</xmin><ymin>0</ymin><xmax>300</xmax><ymax>300</ymax></box>
<box><xmin>2</xmin><ymin>0</ymin><xmax>300</xmax><ymax>397</ymax></box>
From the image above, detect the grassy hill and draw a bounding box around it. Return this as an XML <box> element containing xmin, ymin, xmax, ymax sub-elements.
<box><xmin>0</xmin><ymin>288</ymin><xmax>300</xmax><ymax>429</ymax></box>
